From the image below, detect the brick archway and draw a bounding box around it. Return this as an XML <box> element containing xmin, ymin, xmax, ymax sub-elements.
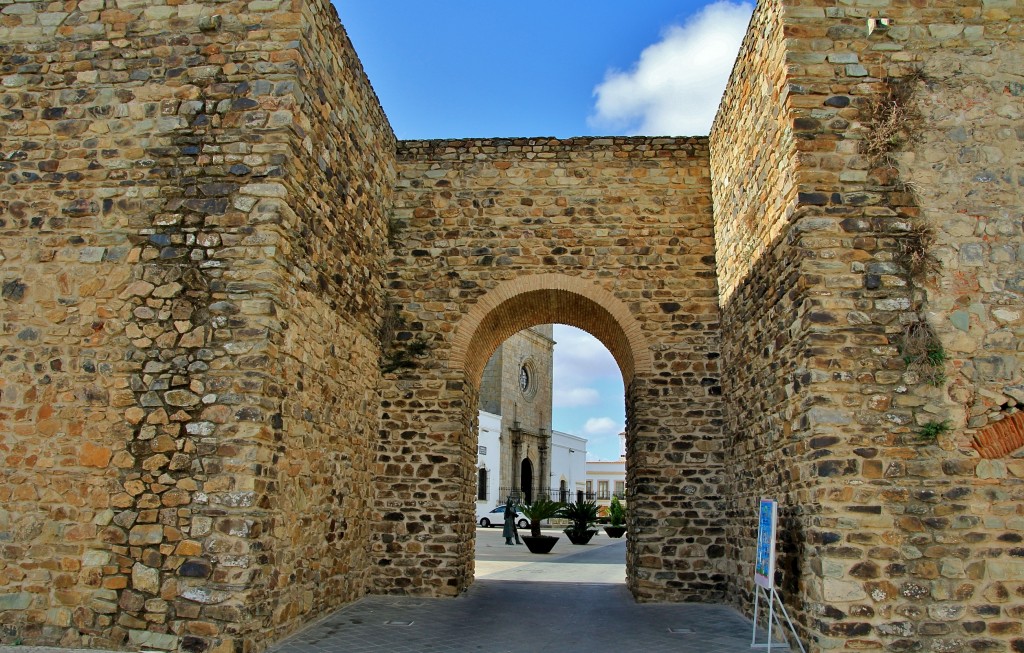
<box><xmin>451</xmin><ymin>273</ymin><xmax>652</xmax><ymax>388</ymax></box>
<box><xmin>373</xmin><ymin>137</ymin><xmax>726</xmax><ymax>605</ymax></box>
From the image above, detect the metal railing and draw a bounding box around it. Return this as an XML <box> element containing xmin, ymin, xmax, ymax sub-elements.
<box><xmin>497</xmin><ymin>486</ymin><xmax>561</xmax><ymax>505</ymax></box>
<box><xmin>495</xmin><ymin>487</ymin><xmax>626</xmax><ymax>505</ymax></box>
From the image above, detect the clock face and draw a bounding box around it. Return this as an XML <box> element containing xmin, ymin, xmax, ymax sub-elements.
<box><xmin>519</xmin><ymin>365</ymin><xmax>530</xmax><ymax>393</ymax></box>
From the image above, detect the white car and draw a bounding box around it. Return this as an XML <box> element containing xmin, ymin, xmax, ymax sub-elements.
<box><xmin>479</xmin><ymin>505</ymin><xmax>529</xmax><ymax>529</ymax></box>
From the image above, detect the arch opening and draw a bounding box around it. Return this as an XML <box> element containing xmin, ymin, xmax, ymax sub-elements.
<box><xmin>377</xmin><ymin>271</ymin><xmax>724</xmax><ymax>604</ymax></box>
<box><xmin>455</xmin><ymin>276</ymin><xmax>639</xmax><ymax>587</ymax></box>
<box><xmin>452</xmin><ymin>273</ymin><xmax>651</xmax><ymax>391</ymax></box>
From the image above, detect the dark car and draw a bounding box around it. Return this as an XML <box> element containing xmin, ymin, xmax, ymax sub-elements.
<box><xmin>479</xmin><ymin>505</ymin><xmax>528</xmax><ymax>529</ymax></box>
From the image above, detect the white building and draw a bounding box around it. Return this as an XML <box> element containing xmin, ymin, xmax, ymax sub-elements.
<box><xmin>551</xmin><ymin>430</ymin><xmax>587</xmax><ymax>503</ymax></box>
<box><xmin>475</xmin><ymin>411</ymin><xmax>502</xmax><ymax>523</ymax></box>
<box><xmin>476</xmin><ymin>414</ymin><xmax>588</xmax><ymax>523</ymax></box>
<box><xmin>585</xmin><ymin>432</ymin><xmax>626</xmax><ymax>516</ymax></box>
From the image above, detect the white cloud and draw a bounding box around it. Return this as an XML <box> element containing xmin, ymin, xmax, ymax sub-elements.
<box><xmin>589</xmin><ymin>1</ymin><xmax>753</xmax><ymax>136</ymax></box>
<box><xmin>583</xmin><ymin>417</ymin><xmax>620</xmax><ymax>436</ymax></box>
<box><xmin>553</xmin><ymin>325</ymin><xmax>620</xmax><ymax>383</ymax></box>
<box><xmin>551</xmin><ymin>325</ymin><xmax>625</xmax><ymax>460</ymax></box>
<box><xmin>553</xmin><ymin>387</ymin><xmax>600</xmax><ymax>408</ymax></box>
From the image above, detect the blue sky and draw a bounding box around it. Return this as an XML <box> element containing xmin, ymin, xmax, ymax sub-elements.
<box><xmin>550</xmin><ymin>325</ymin><xmax>626</xmax><ymax>460</ymax></box>
<box><xmin>333</xmin><ymin>1</ymin><xmax>752</xmax><ymax>458</ymax></box>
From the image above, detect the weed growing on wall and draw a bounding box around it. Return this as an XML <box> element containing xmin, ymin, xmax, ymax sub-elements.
<box><xmin>378</xmin><ymin>306</ymin><xmax>429</xmax><ymax>373</ymax></box>
<box><xmin>381</xmin><ymin>337</ymin><xmax>429</xmax><ymax>374</ymax></box>
<box><xmin>895</xmin><ymin>222</ymin><xmax>942</xmax><ymax>281</ymax></box>
<box><xmin>917</xmin><ymin>419</ymin><xmax>952</xmax><ymax>442</ymax></box>
<box><xmin>899</xmin><ymin>322</ymin><xmax>948</xmax><ymax>387</ymax></box>
<box><xmin>863</xmin><ymin>71</ymin><xmax>955</xmax><ymax>439</ymax></box>
<box><xmin>862</xmin><ymin>71</ymin><xmax>926</xmax><ymax>164</ymax></box>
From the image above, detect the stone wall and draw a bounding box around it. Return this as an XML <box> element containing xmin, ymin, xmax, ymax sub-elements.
<box><xmin>249</xmin><ymin>0</ymin><xmax>393</xmax><ymax>647</ymax></box>
<box><xmin>710</xmin><ymin>0</ymin><xmax>797</xmax><ymax>304</ymax></box>
<box><xmin>477</xmin><ymin>344</ymin><xmax>503</xmax><ymax>415</ymax></box>
<box><xmin>710</xmin><ymin>0</ymin><xmax>813</xmax><ymax>620</ymax></box>
<box><xmin>375</xmin><ymin>138</ymin><xmax>724</xmax><ymax>602</ymax></box>
<box><xmin>1</xmin><ymin>1</ymin><xmax>393</xmax><ymax>651</ymax></box>
<box><xmin>0</xmin><ymin>1</ymin><xmax>290</xmax><ymax>648</ymax></box>
<box><xmin>712</xmin><ymin>0</ymin><xmax>1024</xmax><ymax>651</ymax></box>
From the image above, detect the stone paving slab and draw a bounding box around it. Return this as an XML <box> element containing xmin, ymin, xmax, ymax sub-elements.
<box><xmin>474</xmin><ymin>526</ymin><xmax>626</xmax><ymax>583</ymax></box>
<box><xmin>270</xmin><ymin>581</ymin><xmax>789</xmax><ymax>653</ymax></box>
<box><xmin>271</xmin><ymin>531</ymin><xmax>793</xmax><ymax>653</ymax></box>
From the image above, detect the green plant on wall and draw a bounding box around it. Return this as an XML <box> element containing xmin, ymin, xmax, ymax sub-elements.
<box><xmin>898</xmin><ymin>322</ymin><xmax>948</xmax><ymax>387</ymax></box>
<box><xmin>381</xmin><ymin>336</ymin><xmax>429</xmax><ymax>374</ymax></box>
<box><xmin>874</xmin><ymin>75</ymin><xmax>945</xmax><ymax>389</ymax></box>
<box><xmin>917</xmin><ymin>419</ymin><xmax>952</xmax><ymax>442</ymax></box>
<box><xmin>378</xmin><ymin>305</ymin><xmax>430</xmax><ymax>373</ymax></box>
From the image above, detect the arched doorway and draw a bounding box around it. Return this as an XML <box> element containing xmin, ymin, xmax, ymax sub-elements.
<box><xmin>373</xmin><ymin>272</ymin><xmax>726</xmax><ymax>604</ymax></box>
<box><xmin>520</xmin><ymin>458</ymin><xmax>533</xmax><ymax>504</ymax></box>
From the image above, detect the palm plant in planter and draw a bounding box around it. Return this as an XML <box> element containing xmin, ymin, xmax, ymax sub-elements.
<box><xmin>519</xmin><ymin>497</ymin><xmax>563</xmax><ymax>554</ymax></box>
<box><xmin>603</xmin><ymin>496</ymin><xmax>626</xmax><ymax>538</ymax></box>
<box><xmin>561</xmin><ymin>499</ymin><xmax>600</xmax><ymax>545</ymax></box>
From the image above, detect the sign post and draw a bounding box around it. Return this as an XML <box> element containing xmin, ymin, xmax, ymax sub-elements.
<box><xmin>751</xmin><ymin>499</ymin><xmax>805</xmax><ymax>653</ymax></box>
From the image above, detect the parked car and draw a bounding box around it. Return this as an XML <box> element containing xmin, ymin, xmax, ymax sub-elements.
<box><xmin>479</xmin><ymin>505</ymin><xmax>529</xmax><ymax>529</ymax></box>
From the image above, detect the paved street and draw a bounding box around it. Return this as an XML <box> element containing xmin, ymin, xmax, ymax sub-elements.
<box><xmin>474</xmin><ymin>523</ymin><xmax>627</xmax><ymax>583</ymax></box>
<box><xmin>269</xmin><ymin>527</ymin><xmax>792</xmax><ymax>653</ymax></box>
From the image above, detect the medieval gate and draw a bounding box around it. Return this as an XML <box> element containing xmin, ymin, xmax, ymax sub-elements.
<box><xmin>1</xmin><ymin>1</ymin><xmax>1021</xmax><ymax>653</ymax></box>
<box><xmin>371</xmin><ymin>138</ymin><xmax>728</xmax><ymax>602</ymax></box>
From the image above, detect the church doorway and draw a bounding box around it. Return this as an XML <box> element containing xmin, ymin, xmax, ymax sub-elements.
<box><xmin>520</xmin><ymin>458</ymin><xmax>534</xmax><ymax>504</ymax></box>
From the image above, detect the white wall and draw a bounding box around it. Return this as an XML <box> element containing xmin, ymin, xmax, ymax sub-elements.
<box><xmin>476</xmin><ymin>411</ymin><xmax>502</xmax><ymax>521</ymax></box>
<box><xmin>551</xmin><ymin>430</ymin><xmax>587</xmax><ymax>503</ymax></box>
<box><xmin>477</xmin><ymin>416</ymin><xmax>589</xmax><ymax>525</ymax></box>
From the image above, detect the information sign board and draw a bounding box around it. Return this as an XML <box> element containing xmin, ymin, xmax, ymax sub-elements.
<box><xmin>754</xmin><ymin>498</ymin><xmax>777</xmax><ymax>589</ymax></box>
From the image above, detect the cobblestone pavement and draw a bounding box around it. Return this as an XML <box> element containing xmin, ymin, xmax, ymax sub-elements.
<box><xmin>270</xmin><ymin>528</ymin><xmax>793</xmax><ymax>653</ymax></box>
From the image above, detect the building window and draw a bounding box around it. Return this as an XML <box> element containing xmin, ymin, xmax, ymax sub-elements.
<box><xmin>518</xmin><ymin>359</ymin><xmax>538</xmax><ymax>400</ymax></box>
<box><xmin>598</xmin><ymin>481</ymin><xmax>609</xmax><ymax>500</ymax></box>
<box><xmin>478</xmin><ymin>468</ymin><xmax>488</xmax><ymax>501</ymax></box>
<box><xmin>559</xmin><ymin>479</ymin><xmax>568</xmax><ymax>503</ymax></box>
<box><xmin>614</xmin><ymin>480</ymin><xmax>625</xmax><ymax>498</ymax></box>
<box><xmin>586</xmin><ymin>480</ymin><xmax>592</xmax><ymax>497</ymax></box>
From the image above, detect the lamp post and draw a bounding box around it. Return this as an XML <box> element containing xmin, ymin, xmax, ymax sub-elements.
<box><xmin>538</xmin><ymin>428</ymin><xmax>549</xmax><ymax>501</ymax></box>
<box><xmin>510</xmin><ymin>420</ymin><xmax>522</xmax><ymax>499</ymax></box>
